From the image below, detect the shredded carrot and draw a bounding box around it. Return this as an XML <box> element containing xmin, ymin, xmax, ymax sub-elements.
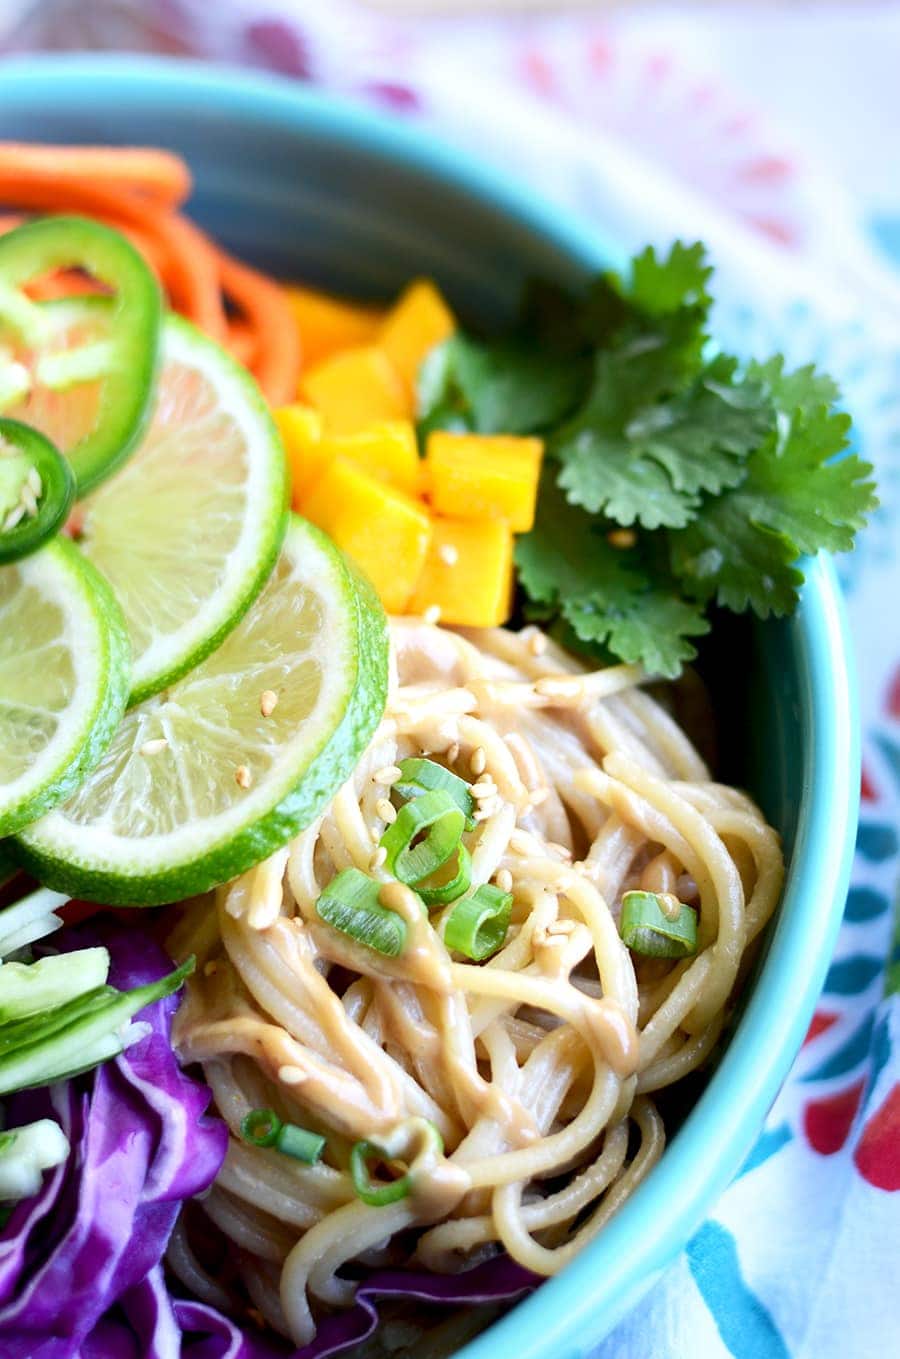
<box><xmin>0</xmin><ymin>144</ymin><xmax>191</xmax><ymax>207</ymax></box>
<box><xmin>0</xmin><ymin>143</ymin><xmax>301</xmax><ymax>398</ymax></box>
<box><xmin>226</xmin><ymin>316</ymin><xmax>260</xmax><ymax>369</ymax></box>
<box><xmin>217</xmin><ymin>251</ymin><xmax>301</xmax><ymax>406</ymax></box>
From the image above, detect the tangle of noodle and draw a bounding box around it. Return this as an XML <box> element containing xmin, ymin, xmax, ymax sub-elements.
<box><xmin>167</xmin><ymin>619</ymin><xmax>783</xmax><ymax>1348</ymax></box>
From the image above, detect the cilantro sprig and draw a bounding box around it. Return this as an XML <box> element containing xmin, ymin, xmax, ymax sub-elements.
<box><xmin>418</xmin><ymin>243</ymin><xmax>877</xmax><ymax>678</ymax></box>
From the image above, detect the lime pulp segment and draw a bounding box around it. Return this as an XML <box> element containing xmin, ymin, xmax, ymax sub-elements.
<box><xmin>15</xmin><ymin>517</ymin><xmax>389</xmax><ymax>905</ymax></box>
<box><xmin>0</xmin><ymin>536</ymin><xmax>131</xmax><ymax>838</ymax></box>
<box><xmin>79</xmin><ymin>314</ymin><xmax>289</xmax><ymax>705</ymax></box>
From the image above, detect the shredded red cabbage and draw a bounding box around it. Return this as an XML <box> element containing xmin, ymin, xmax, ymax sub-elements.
<box><xmin>0</xmin><ymin>921</ymin><xmax>228</xmax><ymax>1359</ymax></box>
<box><xmin>0</xmin><ymin>919</ymin><xmax>536</xmax><ymax>1357</ymax></box>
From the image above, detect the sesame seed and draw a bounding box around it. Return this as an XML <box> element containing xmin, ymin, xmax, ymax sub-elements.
<box><xmin>139</xmin><ymin>737</ymin><xmax>168</xmax><ymax>757</ymax></box>
<box><xmin>472</xmin><ymin>806</ymin><xmax>494</xmax><ymax>823</ymax></box>
<box><xmin>607</xmin><ymin>528</ymin><xmax>637</xmax><ymax>550</ymax></box>
<box><xmin>528</xmin><ymin>631</ymin><xmax>548</xmax><ymax>656</ymax></box>
<box><xmin>470</xmin><ymin>780</ymin><xmax>496</xmax><ymax>800</ymax></box>
<box><xmin>446</xmin><ymin>742</ymin><xmax>460</xmax><ymax>764</ymax></box>
<box><xmin>203</xmin><ymin>960</ymin><xmax>219</xmax><ymax>977</ymax></box>
<box><xmin>496</xmin><ymin>868</ymin><xmax>513</xmax><ymax>893</ymax></box>
<box><xmin>438</xmin><ymin>543</ymin><xmax>459</xmax><ymax>566</ymax></box>
<box><xmin>370</xmin><ymin>845</ymin><xmax>388</xmax><ymax>871</ymax></box>
<box><xmin>547</xmin><ymin>841</ymin><xmax>573</xmax><ymax>860</ymax></box>
<box><xmin>278</xmin><ymin>1065</ymin><xmax>308</xmax><ymax>1085</ymax></box>
<box><xmin>509</xmin><ymin>830</ymin><xmax>533</xmax><ymax>854</ymax></box>
<box><xmin>529</xmin><ymin>786</ymin><xmax>551</xmax><ymax>807</ymax></box>
<box><xmin>423</xmin><ymin>604</ymin><xmax>442</xmax><ymax>625</ymax></box>
<box><xmin>376</xmin><ymin>797</ymin><xmax>397</xmax><ymax>824</ymax></box>
<box><xmin>235</xmin><ymin>764</ymin><xmax>253</xmax><ymax>789</ymax></box>
<box><xmin>373</xmin><ymin>764</ymin><xmax>402</xmax><ymax>786</ymax></box>
<box><xmin>260</xmin><ymin>689</ymin><xmax>278</xmax><ymax>717</ymax></box>
<box><xmin>470</xmin><ymin>747</ymin><xmax>487</xmax><ymax>776</ymax></box>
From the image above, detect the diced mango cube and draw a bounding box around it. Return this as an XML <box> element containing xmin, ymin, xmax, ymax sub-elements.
<box><xmin>425</xmin><ymin>431</ymin><xmax>543</xmax><ymax>532</ymax></box>
<box><xmin>324</xmin><ymin>421</ymin><xmax>422</xmax><ymax>497</ymax></box>
<box><xmin>301</xmin><ymin>458</ymin><xmax>432</xmax><ymax>613</ymax></box>
<box><xmin>379</xmin><ymin>279</ymin><xmax>456</xmax><ymax>394</ymax></box>
<box><xmin>286</xmin><ymin>285</ymin><xmax>384</xmax><ymax>369</ymax></box>
<box><xmin>409</xmin><ymin>517</ymin><xmax>513</xmax><ymax>628</ymax></box>
<box><xmin>300</xmin><ymin>346</ymin><xmax>410</xmax><ymax>434</ymax></box>
<box><xmin>274</xmin><ymin>403</ymin><xmax>328</xmax><ymax>505</ymax></box>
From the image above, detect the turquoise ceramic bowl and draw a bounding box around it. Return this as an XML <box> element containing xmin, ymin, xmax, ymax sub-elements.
<box><xmin>0</xmin><ymin>55</ymin><xmax>859</xmax><ymax>1359</ymax></box>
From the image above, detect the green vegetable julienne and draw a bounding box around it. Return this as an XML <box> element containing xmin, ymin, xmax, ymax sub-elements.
<box><xmin>418</xmin><ymin>241</ymin><xmax>878</xmax><ymax>678</ymax></box>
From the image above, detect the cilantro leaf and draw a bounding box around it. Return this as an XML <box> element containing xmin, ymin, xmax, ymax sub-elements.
<box><xmin>417</xmin><ymin>333</ymin><xmax>588</xmax><ymax>437</ymax></box>
<box><xmin>415</xmin><ymin>244</ymin><xmax>876</xmax><ymax>674</ymax></box>
<box><xmin>516</xmin><ymin>476</ymin><xmax>709</xmax><ymax>677</ymax></box>
<box><xmin>626</xmin><ymin>241</ymin><xmax>713</xmax><ymax>318</ymax></box>
<box><xmin>669</xmin><ymin>363</ymin><xmax>878</xmax><ymax>615</ymax></box>
<box><xmin>555</xmin><ymin>351</ymin><xmax>772</xmax><ymax>530</ymax></box>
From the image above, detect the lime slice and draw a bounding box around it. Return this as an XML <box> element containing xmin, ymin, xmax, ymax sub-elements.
<box><xmin>77</xmin><ymin>313</ymin><xmax>289</xmax><ymax>705</ymax></box>
<box><xmin>0</xmin><ymin>537</ymin><xmax>130</xmax><ymax>838</ymax></box>
<box><xmin>16</xmin><ymin>517</ymin><xmax>388</xmax><ymax>905</ymax></box>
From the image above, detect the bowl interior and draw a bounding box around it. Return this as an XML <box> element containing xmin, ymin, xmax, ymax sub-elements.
<box><xmin>0</xmin><ymin>57</ymin><xmax>858</xmax><ymax>1359</ymax></box>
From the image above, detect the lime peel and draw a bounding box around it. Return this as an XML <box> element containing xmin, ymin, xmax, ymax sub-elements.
<box><xmin>79</xmin><ymin>313</ymin><xmax>289</xmax><ymax>705</ymax></box>
<box><xmin>15</xmin><ymin>518</ymin><xmax>389</xmax><ymax>905</ymax></box>
<box><xmin>0</xmin><ymin>537</ymin><xmax>131</xmax><ymax>838</ymax></box>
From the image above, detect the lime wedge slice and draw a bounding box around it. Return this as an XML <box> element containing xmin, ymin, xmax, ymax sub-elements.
<box><xmin>0</xmin><ymin>537</ymin><xmax>130</xmax><ymax>837</ymax></box>
<box><xmin>16</xmin><ymin>518</ymin><xmax>388</xmax><ymax>905</ymax></box>
<box><xmin>78</xmin><ymin>313</ymin><xmax>289</xmax><ymax>705</ymax></box>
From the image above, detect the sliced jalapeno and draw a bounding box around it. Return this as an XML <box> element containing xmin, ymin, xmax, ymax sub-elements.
<box><xmin>0</xmin><ymin>418</ymin><xmax>75</xmax><ymax>564</ymax></box>
<box><xmin>0</xmin><ymin>216</ymin><xmax>160</xmax><ymax>495</ymax></box>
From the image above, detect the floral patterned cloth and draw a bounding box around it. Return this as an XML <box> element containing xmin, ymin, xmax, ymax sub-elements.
<box><xmin>1</xmin><ymin>4</ymin><xmax>897</xmax><ymax>1356</ymax></box>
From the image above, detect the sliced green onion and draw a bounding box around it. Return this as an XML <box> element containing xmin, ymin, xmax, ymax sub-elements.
<box><xmin>350</xmin><ymin>1118</ymin><xmax>443</xmax><ymax>1207</ymax></box>
<box><xmin>350</xmin><ymin>1139</ymin><xmax>412</xmax><ymax>1206</ymax></box>
<box><xmin>394</xmin><ymin>757</ymin><xmax>476</xmax><ymax>830</ymax></box>
<box><xmin>619</xmin><ymin>890</ymin><xmax>698</xmax><ymax>959</ymax></box>
<box><xmin>241</xmin><ymin>1107</ymin><xmax>281</xmax><ymax>1147</ymax></box>
<box><xmin>241</xmin><ymin>1108</ymin><xmax>325</xmax><ymax>1164</ymax></box>
<box><xmin>380</xmin><ymin>790</ymin><xmax>464</xmax><ymax>885</ymax></box>
<box><xmin>316</xmin><ymin>868</ymin><xmax>408</xmax><ymax>957</ymax></box>
<box><xmin>416</xmin><ymin>843</ymin><xmax>472</xmax><ymax>907</ymax></box>
<box><xmin>444</xmin><ymin>883</ymin><xmax>513</xmax><ymax>961</ymax></box>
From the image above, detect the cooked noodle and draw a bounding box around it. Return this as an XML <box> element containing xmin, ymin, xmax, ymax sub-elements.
<box><xmin>168</xmin><ymin>620</ymin><xmax>783</xmax><ymax>1346</ymax></box>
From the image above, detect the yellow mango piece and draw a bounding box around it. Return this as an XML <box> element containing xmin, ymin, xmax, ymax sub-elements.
<box><xmin>425</xmin><ymin>431</ymin><xmax>543</xmax><ymax>532</ymax></box>
<box><xmin>379</xmin><ymin>279</ymin><xmax>456</xmax><ymax>394</ymax></box>
<box><xmin>300</xmin><ymin>346</ymin><xmax>411</xmax><ymax>435</ymax></box>
<box><xmin>301</xmin><ymin>458</ymin><xmax>432</xmax><ymax>613</ymax></box>
<box><xmin>409</xmin><ymin>516</ymin><xmax>513</xmax><ymax>628</ymax></box>
<box><xmin>286</xmin><ymin>285</ymin><xmax>384</xmax><ymax>369</ymax></box>
<box><xmin>274</xmin><ymin>403</ymin><xmax>328</xmax><ymax>505</ymax></box>
<box><xmin>324</xmin><ymin>421</ymin><xmax>422</xmax><ymax>497</ymax></box>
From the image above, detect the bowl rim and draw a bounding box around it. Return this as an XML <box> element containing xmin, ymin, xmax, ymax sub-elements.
<box><xmin>0</xmin><ymin>53</ymin><xmax>861</xmax><ymax>1358</ymax></box>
